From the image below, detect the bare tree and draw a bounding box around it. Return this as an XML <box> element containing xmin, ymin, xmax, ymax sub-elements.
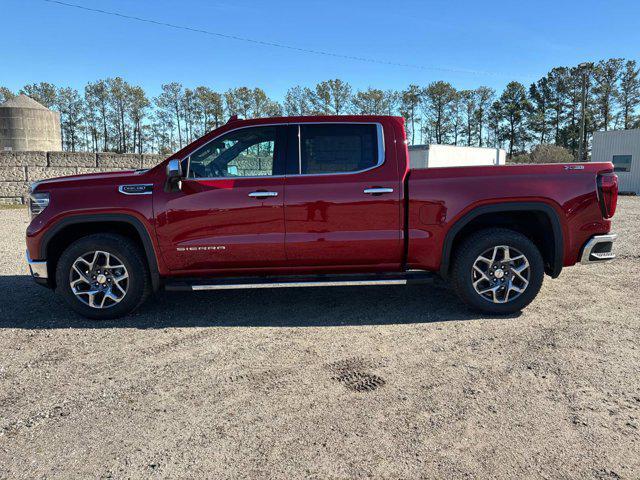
<box><xmin>459</xmin><ymin>90</ymin><xmax>477</xmax><ymax>146</ymax></box>
<box><xmin>422</xmin><ymin>81</ymin><xmax>457</xmax><ymax>144</ymax></box>
<box><xmin>284</xmin><ymin>86</ymin><xmax>312</xmax><ymax>115</ymax></box>
<box><xmin>496</xmin><ymin>82</ymin><xmax>531</xmax><ymax>158</ymax></box>
<box><xmin>474</xmin><ymin>86</ymin><xmax>495</xmax><ymax>146</ymax></box>
<box><xmin>400</xmin><ymin>85</ymin><xmax>422</xmax><ymax>145</ymax></box>
<box><xmin>156</xmin><ymin>82</ymin><xmax>185</xmax><ymax>148</ymax></box>
<box><xmin>310</xmin><ymin>79</ymin><xmax>352</xmax><ymax>114</ymax></box>
<box><xmin>592</xmin><ymin>58</ymin><xmax>623</xmax><ymax>131</ymax></box>
<box><xmin>194</xmin><ymin>86</ymin><xmax>224</xmax><ymax>133</ymax></box>
<box><xmin>383</xmin><ymin>90</ymin><xmax>401</xmax><ymax>116</ymax></box>
<box><xmin>20</xmin><ymin>82</ymin><xmax>58</xmax><ymax>108</ymax></box>
<box><xmin>351</xmin><ymin>88</ymin><xmax>382</xmax><ymax>114</ymax></box>
<box><xmin>616</xmin><ymin>60</ymin><xmax>640</xmax><ymax>129</ymax></box>
<box><xmin>224</xmin><ymin>87</ymin><xmax>253</xmax><ymax>119</ymax></box>
<box><xmin>57</xmin><ymin>87</ymin><xmax>84</xmax><ymax>151</ymax></box>
<box><xmin>528</xmin><ymin>77</ymin><xmax>552</xmax><ymax>144</ymax></box>
<box><xmin>0</xmin><ymin>86</ymin><xmax>15</xmax><ymax>104</ymax></box>
<box><xmin>85</xmin><ymin>80</ymin><xmax>110</xmax><ymax>151</ymax></box>
<box><xmin>128</xmin><ymin>86</ymin><xmax>150</xmax><ymax>153</ymax></box>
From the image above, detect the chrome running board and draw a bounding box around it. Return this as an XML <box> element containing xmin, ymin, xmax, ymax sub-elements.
<box><xmin>165</xmin><ymin>271</ymin><xmax>437</xmax><ymax>292</ymax></box>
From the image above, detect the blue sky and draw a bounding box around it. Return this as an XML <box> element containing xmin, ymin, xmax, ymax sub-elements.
<box><xmin>2</xmin><ymin>0</ymin><xmax>640</xmax><ymax>100</ymax></box>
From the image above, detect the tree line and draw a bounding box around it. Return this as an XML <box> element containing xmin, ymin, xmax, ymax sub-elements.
<box><xmin>1</xmin><ymin>57</ymin><xmax>638</xmax><ymax>160</ymax></box>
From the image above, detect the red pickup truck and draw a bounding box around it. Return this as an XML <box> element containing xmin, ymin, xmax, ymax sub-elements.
<box><xmin>26</xmin><ymin>115</ymin><xmax>618</xmax><ymax>319</ymax></box>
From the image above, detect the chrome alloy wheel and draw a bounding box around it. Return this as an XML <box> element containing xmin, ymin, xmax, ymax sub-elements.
<box><xmin>471</xmin><ymin>245</ymin><xmax>530</xmax><ymax>304</ymax></box>
<box><xmin>69</xmin><ymin>251</ymin><xmax>129</xmax><ymax>309</ymax></box>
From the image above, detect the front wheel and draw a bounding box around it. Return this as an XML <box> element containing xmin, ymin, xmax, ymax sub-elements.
<box><xmin>450</xmin><ymin>228</ymin><xmax>544</xmax><ymax>314</ymax></box>
<box><xmin>55</xmin><ymin>234</ymin><xmax>151</xmax><ymax>319</ymax></box>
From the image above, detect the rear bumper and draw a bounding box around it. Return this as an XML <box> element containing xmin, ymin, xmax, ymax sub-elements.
<box><xmin>26</xmin><ymin>250</ymin><xmax>48</xmax><ymax>279</ymax></box>
<box><xmin>580</xmin><ymin>234</ymin><xmax>617</xmax><ymax>264</ymax></box>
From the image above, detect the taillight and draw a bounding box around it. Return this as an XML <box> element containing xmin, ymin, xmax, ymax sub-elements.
<box><xmin>597</xmin><ymin>172</ymin><xmax>618</xmax><ymax>219</ymax></box>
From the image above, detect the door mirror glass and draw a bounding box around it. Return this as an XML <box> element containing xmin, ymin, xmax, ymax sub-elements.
<box><xmin>165</xmin><ymin>159</ymin><xmax>183</xmax><ymax>192</ymax></box>
<box><xmin>167</xmin><ymin>159</ymin><xmax>182</xmax><ymax>179</ymax></box>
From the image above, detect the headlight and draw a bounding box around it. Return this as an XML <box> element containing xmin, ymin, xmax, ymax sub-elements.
<box><xmin>29</xmin><ymin>191</ymin><xmax>50</xmax><ymax>219</ymax></box>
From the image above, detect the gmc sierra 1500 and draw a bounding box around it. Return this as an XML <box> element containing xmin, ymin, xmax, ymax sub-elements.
<box><xmin>26</xmin><ymin>115</ymin><xmax>618</xmax><ymax>319</ymax></box>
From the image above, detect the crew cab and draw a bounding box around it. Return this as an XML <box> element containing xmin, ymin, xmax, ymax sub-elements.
<box><xmin>25</xmin><ymin>115</ymin><xmax>619</xmax><ymax>319</ymax></box>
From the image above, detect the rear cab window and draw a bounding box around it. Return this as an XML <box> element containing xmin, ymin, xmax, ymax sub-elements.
<box><xmin>288</xmin><ymin>123</ymin><xmax>383</xmax><ymax>175</ymax></box>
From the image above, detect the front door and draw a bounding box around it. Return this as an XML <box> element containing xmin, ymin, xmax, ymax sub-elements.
<box><xmin>283</xmin><ymin>122</ymin><xmax>403</xmax><ymax>269</ymax></box>
<box><xmin>154</xmin><ymin>125</ymin><xmax>287</xmax><ymax>273</ymax></box>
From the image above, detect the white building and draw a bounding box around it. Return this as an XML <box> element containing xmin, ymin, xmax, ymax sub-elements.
<box><xmin>408</xmin><ymin>144</ymin><xmax>506</xmax><ymax>169</ymax></box>
<box><xmin>591</xmin><ymin>129</ymin><xmax>640</xmax><ymax>194</ymax></box>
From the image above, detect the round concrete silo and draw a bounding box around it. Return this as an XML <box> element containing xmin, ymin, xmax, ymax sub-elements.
<box><xmin>0</xmin><ymin>94</ymin><xmax>61</xmax><ymax>151</ymax></box>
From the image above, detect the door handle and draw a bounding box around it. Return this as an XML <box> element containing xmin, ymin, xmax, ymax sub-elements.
<box><xmin>364</xmin><ymin>187</ymin><xmax>394</xmax><ymax>195</ymax></box>
<box><xmin>248</xmin><ymin>191</ymin><xmax>278</xmax><ymax>198</ymax></box>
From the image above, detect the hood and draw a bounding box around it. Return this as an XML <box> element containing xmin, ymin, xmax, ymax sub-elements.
<box><xmin>32</xmin><ymin>169</ymin><xmax>150</xmax><ymax>191</ymax></box>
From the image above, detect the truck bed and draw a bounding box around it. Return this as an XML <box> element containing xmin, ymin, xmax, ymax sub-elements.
<box><xmin>406</xmin><ymin>162</ymin><xmax>614</xmax><ymax>272</ymax></box>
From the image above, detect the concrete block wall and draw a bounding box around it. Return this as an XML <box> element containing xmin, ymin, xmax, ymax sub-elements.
<box><xmin>0</xmin><ymin>151</ymin><xmax>165</xmax><ymax>205</ymax></box>
<box><xmin>230</xmin><ymin>155</ymin><xmax>272</xmax><ymax>176</ymax></box>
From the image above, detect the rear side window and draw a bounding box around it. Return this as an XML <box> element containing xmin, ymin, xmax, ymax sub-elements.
<box><xmin>299</xmin><ymin>124</ymin><xmax>379</xmax><ymax>175</ymax></box>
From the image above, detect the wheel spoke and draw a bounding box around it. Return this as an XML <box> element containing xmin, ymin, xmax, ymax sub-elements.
<box><xmin>512</xmin><ymin>261</ymin><xmax>530</xmax><ymax>285</ymax></box>
<box><xmin>111</xmin><ymin>280</ymin><xmax>127</xmax><ymax>296</ymax></box>
<box><xmin>475</xmin><ymin>255</ymin><xmax>493</xmax><ymax>265</ymax></box>
<box><xmin>105</xmin><ymin>288</ymin><xmax>122</xmax><ymax>304</ymax></box>
<box><xmin>71</xmin><ymin>264</ymin><xmax>91</xmax><ymax>284</ymax></box>
<box><xmin>112</xmin><ymin>272</ymin><xmax>128</xmax><ymax>283</ymax></box>
<box><xmin>478</xmin><ymin>284</ymin><xmax>500</xmax><ymax>295</ymax></box>
<box><xmin>76</xmin><ymin>288</ymin><xmax>100</xmax><ymax>307</ymax></box>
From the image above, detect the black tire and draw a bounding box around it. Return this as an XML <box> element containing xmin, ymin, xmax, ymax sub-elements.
<box><xmin>450</xmin><ymin>228</ymin><xmax>544</xmax><ymax>314</ymax></box>
<box><xmin>55</xmin><ymin>234</ymin><xmax>151</xmax><ymax>320</ymax></box>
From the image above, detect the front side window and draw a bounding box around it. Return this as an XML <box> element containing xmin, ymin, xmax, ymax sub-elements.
<box><xmin>612</xmin><ymin>154</ymin><xmax>632</xmax><ymax>173</ymax></box>
<box><xmin>299</xmin><ymin>124</ymin><xmax>379</xmax><ymax>175</ymax></box>
<box><xmin>188</xmin><ymin>126</ymin><xmax>277</xmax><ymax>178</ymax></box>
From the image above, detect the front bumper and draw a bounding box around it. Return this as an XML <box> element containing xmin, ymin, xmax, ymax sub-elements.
<box><xmin>580</xmin><ymin>234</ymin><xmax>617</xmax><ymax>264</ymax></box>
<box><xmin>26</xmin><ymin>250</ymin><xmax>48</xmax><ymax>279</ymax></box>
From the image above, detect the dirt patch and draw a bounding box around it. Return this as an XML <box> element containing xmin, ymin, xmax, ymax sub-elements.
<box><xmin>0</xmin><ymin>197</ymin><xmax>639</xmax><ymax>479</ymax></box>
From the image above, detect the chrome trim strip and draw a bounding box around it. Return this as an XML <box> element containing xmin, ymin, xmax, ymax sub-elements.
<box><xmin>364</xmin><ymin>187</ymin><xmax>394</xmax><ymax>194</ymax></box>
<box><xmin>191</xmin><ymin>279</ymin><xmax>407</xmax><ymax>291</ymax></box>
<box><xmin>182</xmin><ymin>121</ymin><xmax>386</xmax><ymax>181</ymax></box>
<box><xmin>118</xmin><ymin>184</ymin><xmax>153</xmax><ymax>195</ymax></box>
<box><xmin>26</xmin><ymin>250</ymin><xmax>48</xmax><ymax>279</ymax></box>
<box><xmin>248</xmin><ymin>191</ymin><xmax>278</xmax><ymax>197</ymax></box>
<box><xmin>580</xmin><ymin>234</ymin><xmax>617</xmax><ymax>264</ymax></box>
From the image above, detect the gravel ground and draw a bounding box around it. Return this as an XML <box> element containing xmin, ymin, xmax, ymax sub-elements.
<box><xmin>0</xmin><ymin>198</ymin><xmax>638</xmax><ymax>479</ymax></box>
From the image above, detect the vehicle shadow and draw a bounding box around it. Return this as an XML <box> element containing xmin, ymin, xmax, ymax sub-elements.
<box><xmin>0</xmin><ymin>274</ymin><xmax>520</xmax><ymax>330</ymax></box>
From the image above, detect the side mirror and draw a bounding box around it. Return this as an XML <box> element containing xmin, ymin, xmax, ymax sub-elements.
<box><xmin>167</xmin><ymin>159</ymin><xmax>182</xmax><ymax>179</ymax></box>
<box><xmin>165</xmin><ymin>159</ymin><xmax>183</xmax><ymax>192</ymax></box>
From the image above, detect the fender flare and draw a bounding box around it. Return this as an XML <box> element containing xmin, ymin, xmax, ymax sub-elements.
<box><xmin>40</xmin><ymin>213</ymin><xmax>160</xmax><ymax>291</ymax></box>
<box><xmin>439</xmin><ymin>202</ymin><xmax>564</xmax><ymax>279</ymax></box>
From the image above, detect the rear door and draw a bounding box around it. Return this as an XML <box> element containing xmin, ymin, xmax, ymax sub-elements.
<box><xmin>154</xmin><ymin>124</ymin><xmax>288</xmax><ymax>273</ymax></box>
<box><xmin>283</xmin><ymin>122</ymin><xmax>403</xmax><ymax>268</ymax></box>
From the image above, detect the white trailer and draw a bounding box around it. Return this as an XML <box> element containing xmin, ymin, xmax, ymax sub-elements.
<box><xmin>408</xmin><ymin>144</ymin><xmax>506</xmax><ymax>169</ymax></box>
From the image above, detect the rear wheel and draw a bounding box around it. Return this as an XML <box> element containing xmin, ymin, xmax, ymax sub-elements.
<box><xmin>451</xmin><ymin>228</ymin><xmax>544</xmax><ymax>314</ymax></box>
<box><xmin>55</xmin><ymin>234</ymin><xmax>151</xmax><ymax>319</ymax></box>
